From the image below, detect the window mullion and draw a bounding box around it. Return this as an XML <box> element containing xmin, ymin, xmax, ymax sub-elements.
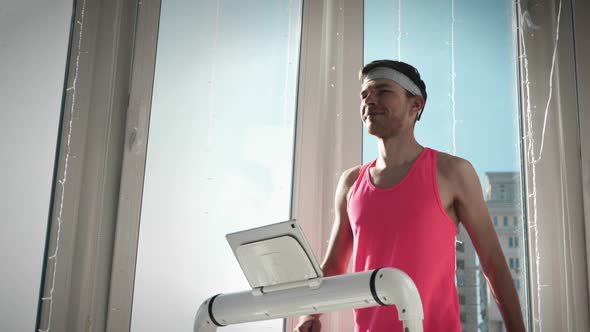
<box><xmin>289</xmin><ymin>0</ymin><xmax>363</xmax><ymax>331</ymax></box>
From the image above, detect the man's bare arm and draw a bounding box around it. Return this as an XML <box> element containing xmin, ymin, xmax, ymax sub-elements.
<box><xmin>452</xmin><ymin>159</ymin><xmax>525</xmax><ymax>332</ymax></box>
<box><xmin>320</xmin><ymin>166</ymin><xmax>360</xmax><ymax>276</ymax></box>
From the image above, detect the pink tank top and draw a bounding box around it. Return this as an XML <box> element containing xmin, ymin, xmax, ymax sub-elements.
<box><xmin>347</xmin><ymin>148</ymin><xmax>461</xmax><ymax>332</ymax></box>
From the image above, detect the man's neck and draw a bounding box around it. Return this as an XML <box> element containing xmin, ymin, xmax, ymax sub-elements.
<box><xmin>375</xmin><ymin>135</ymin><xmax>423</xmax><ymax>169</ymax></box>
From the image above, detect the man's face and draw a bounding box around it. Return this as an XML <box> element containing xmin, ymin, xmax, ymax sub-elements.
<box><xmin>359</xmin><ymin>78</ymin><xmax>419</xmax><ymax>138</ymax></box>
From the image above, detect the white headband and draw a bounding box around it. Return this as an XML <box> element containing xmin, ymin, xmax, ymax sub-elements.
<box><xmin>363</xmin><ymin>67</ymin><xmax>423</xmax><ymax>97</ymax></box>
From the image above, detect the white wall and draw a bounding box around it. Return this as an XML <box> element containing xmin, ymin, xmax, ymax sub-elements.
<box><xmin>0</xmin><ymin>1</ymin><xmax>73</xmax><ymax>330</ymax></box>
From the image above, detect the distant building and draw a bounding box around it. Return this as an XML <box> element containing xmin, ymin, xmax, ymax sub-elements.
<box><xmin>455</xmin><ymin>171</ymin><xmax>526</xmax><ymax>331</ymax></box>
<box><xmin>482</xmin><ymin>172</ymin><xmax>526</xmax><ymax>331</ymax></box>
<box><xmin>456</xmin><ymin>224</ymin><xmax>479</xmax><ymax>332</ymax></box>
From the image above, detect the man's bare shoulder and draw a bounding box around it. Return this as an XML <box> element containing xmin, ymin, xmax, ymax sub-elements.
<box><xmin>334</xmin><ymin>165</ymin><xmax>363</xmax><ymax>202</ymax></box>
<box><xmin>341</xmin><ymin>165</ymin><xmax>363</xmax><ymax>187</ymax></box>
<box><xmin>437</xmin><ymin>152</ymin><xmax>476</xmax><ymax>181</ymax></box>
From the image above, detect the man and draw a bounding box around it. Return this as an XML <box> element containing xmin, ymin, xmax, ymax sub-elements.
<box><xmin>294</xmin><ymin>60</ymin><xmax>525</xmax><ymax>331</ymax></box>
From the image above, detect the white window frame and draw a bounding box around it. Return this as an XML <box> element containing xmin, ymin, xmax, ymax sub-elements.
<box><xmin>36</xmin><ymin>0</ymin><xmax>137</xmax><ymax>331</ymax></box>
<box><xmin>574</xmin><ymin>0</ymin><xmax>590</xmax><ymax>316</ymax></box>
<box><xmin>38</xmin><ymin>0</ymin><xmax>590</xmax><ymax>331</ymax></box>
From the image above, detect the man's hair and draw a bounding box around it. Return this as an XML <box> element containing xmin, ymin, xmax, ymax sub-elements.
<box><xmin>359</xmin><ymin>60</ymin><xmax>427</xmax><ymax>121</ymax></box>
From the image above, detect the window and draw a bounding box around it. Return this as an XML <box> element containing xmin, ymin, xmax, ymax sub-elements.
<box><xmin>457</xmin><ymin>275</ymin><xmax>466</xmax><ymax>287</ymax></box>
<box><xmin>504</xmin><ymin>216</ymin><xmax>509</xmax><ymax>226</ymax></box>
<box><xmin>460</xmin><ymin>312</ymin><xmax>468</xmax><ymax>323</ymax></box>
<box><xmin>4</xmin><ymin>2</ymin><xmax>74</xmax><ymax>331</ymax></box>
<box><xmin>509</xmin><ymin>258</ymin><xmax>514</xmax><ymax>269</ymax></box>
<box><xmin>456</xmin><ymin>241</ymin><xmax>465</xmax><ymax>252</ymax></box>
<box><xmin>515</xmin><ymin>237</ymin><xmax>519</xmax><ymax>248</ymax></box>
<box><xmin>459</xmin><ymin>294</ymin><xmax>466</xmax><ymax>305</ymax></box>
<box><xmin>509</xmin><ymin>237</ymin><xmax>513</xmax><ymax>248</ymax></box>
<box><xmin>457</xmin><ymin>259</ymin><xmax>465</xmax><ymax>270</ymax></box>
<box><xmin>514</xmin><ymin>216</ymin><xmax>518</xmax><ymax>226</ymax></box>
<box><xmin>493</xmin><ymin>216</ymin><xmax>498</xmax><ymax>226</ymax></box>
<box><xmin>129</xmin><ymin>1</ymin><xmax>303</xmax><ymax>331</ymax></box>
<box><xmin>516</xmin><ymin>279</ymin><xmax>521</xmax><ymax>290</ymax></box>
<box><xmin>516</xmin><ymin>258</ymin><xmax>520</xmax><ymax>269</ymax></box>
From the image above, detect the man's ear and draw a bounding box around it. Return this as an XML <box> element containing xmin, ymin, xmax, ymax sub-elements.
<box><xmin>410</xmin><ymin>96</ymin><xmax>425</xmax><ymax>120</ymax></box>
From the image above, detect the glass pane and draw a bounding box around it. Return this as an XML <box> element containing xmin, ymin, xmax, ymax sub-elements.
<box><xmin>364</xmin><ymin>0</ymin><xmax>528</xmax><ymax>331</ymax></box>
<box><xmin>130</xmin><ymin>0</ymin><xmax>302</xmax><ymax>331</ymax></box>
<box><xmin>1</xmin><ymin>1</ymin><xmax>74</xmax><ymax>331</ymax></box>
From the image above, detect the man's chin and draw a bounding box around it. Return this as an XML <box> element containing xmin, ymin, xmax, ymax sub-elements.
<box><xmin>367</xmin><ymin>128</ymin><xmax>386</xmax><ymax>138</ymax></box>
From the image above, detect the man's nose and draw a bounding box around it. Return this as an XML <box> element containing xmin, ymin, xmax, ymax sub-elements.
<box><xmin>363</xmin><ymin>92</ymin><xmax>377</xmax><ymax>106</ymax></box>
<box><xmin>366</xmin><ymin>99</ymin><xmax>377</xmax><ymax>106</ymax></box>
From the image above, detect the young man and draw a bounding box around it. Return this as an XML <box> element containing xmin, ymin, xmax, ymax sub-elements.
<box><xmin>294</xmin><ymin>60</ymin><xmax>525</xmax><ymax>331</ymax></box>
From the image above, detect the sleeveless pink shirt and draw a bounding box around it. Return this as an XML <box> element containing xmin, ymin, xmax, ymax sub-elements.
<box><xmin>347</xmin><ymin>148</ymin><xmax>461</xmax><ymax>332</ymax></box>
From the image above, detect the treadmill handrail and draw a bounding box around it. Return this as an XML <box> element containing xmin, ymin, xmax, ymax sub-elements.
<box><xmin>194</xmin><ymin>267</ymin><xmax>424</xmax><ymax>332</ymax></box>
